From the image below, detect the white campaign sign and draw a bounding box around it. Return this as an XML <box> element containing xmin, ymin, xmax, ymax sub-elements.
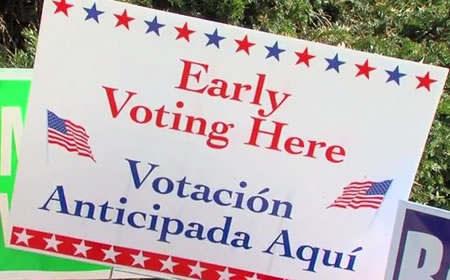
<box><xmin>7</xmin><ymin>0</ymin><xmax>449</xmax><ymax>279</ymax></box>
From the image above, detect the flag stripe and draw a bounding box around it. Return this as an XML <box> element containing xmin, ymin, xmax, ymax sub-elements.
<box><xmin>332</xmin><ymin>198</ymin><xmax>384</xmax><ymax>204</ymax></box>
<box><xmin>48</xmin><ymin>130</ymin><xmax>92</xmax><ymax>153</ymax></box>
<box><xmin>328</xmin><ymin>180</ymin><xmax>392</xmax><ymax>210</ymax></box>
<box><xmin>47</xmin><ymin>110</ymin><xmax>95</xmax><ymax>162</ymax></box>
<box><xmin>66</xmin><ymin>120</ymin><xmax>88</xmax><ymax>133</ymax></box>
<box><xmin>48</xmin><ymin>135</ymin><xmax>93</xmax><ymax>157</ymax></box>
<box><xmin>347</xmin><ymin>204</ymin><xmax>379</xmax><ymax>209</ymax></box>
<box><xmin>66</xmin><ymin>127</ymin><xmax>89</xmax><ymax>140</ymax></box>
<box><xmin>67</xmin><ymin>128</ymin><xmax>89</xmax><ymax>142</ymax></box>
<box><xmin>66</xmin><ymin>124</ymin><xmax>89</xmax><ymax>139</ymax></box>
<box><xmin>345</xmin><ymin>181</ymin><xmax>374</xmax><ymax>186</ymax></box>
<box><xmin>49</xmin><ymin>134</ymin><xmax>94</xmax><ymax>160</ymax></box>
<box><xmin>48</xmin><ymin>139</ymin><xmax>78</xmax><ymax>153</ymax></box>
<box><xmin>343</xmin><ymin>185</ymin><xmax>372</xmax><ymax>190</ymax></box>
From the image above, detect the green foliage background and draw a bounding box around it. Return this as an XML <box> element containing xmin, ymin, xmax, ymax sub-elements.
<box><xmin>1</xmin><ymin>0</ymin><xmax>449</xmax><ymax>209</ymax></box>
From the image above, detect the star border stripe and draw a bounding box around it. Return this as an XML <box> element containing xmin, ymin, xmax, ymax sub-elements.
<box><xmin>50</xmin><ymin>0</ymin><xmax>441</xmax><ymax>93</ymax></box>
<box><xmin>10</xmin><ymin>226</ymin><xmax>287</xmax><ymax>280</ymax></box>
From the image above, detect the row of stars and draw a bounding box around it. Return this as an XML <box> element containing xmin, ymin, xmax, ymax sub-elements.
<box><xmin>13</xmin><ymin>228</ymin><xmax>280</xmax><ymax>280</ymax></box>
<box><xmin>52</xmin><ymin>0</ymin><xmax>438</xmax><ymax>91</ymax></box>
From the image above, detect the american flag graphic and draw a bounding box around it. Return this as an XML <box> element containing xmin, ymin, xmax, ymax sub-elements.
<box><xmin>327</xmin><ymin>180</ymin><xmax>393</xmax><ymax>209</ymax></box>
<box><xmin>47</xmin><ymin>110</ymin><xmax>95</xmax><ymax>162</ymax></box>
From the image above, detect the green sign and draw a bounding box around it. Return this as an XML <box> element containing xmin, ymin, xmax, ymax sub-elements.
<box><xmin>0</xmin><ymin>69</ymin><xmax>106</xmax><ymax>273</ymax></box>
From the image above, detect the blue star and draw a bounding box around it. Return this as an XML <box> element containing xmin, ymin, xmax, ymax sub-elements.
<box><xmin>205</xmin><ymin>29</ymin><xmax>225</xmax><ymax>48</ymax></box>
<box><xmin>265</xmin><ymin>42</ymin><xmax>285</xmax><ymax>61</ymax></box>
<box><xmin>145</xmin><ymin>16</ymin><xmax>165</xmax><ymax>36</ymax></box>
<box><xmin>83</xmin><ymin>3</ymin><xmax>104</xmax><ymax>23</ymax></box>
<box><xmin>325</xmin><ymin>54</ymin><xmax>345</xmax><ymax>73</ymax></box>
<box><xmin>385</xmin><ymin>66</ymin><xmax>406</xmax><ymax>85</ymax></box>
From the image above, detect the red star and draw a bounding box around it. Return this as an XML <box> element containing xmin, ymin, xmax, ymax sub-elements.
<box><xmin>295</xmin><ymin>47</ymin><xmax>315</xmax><ymax>67</ymax></box>
<box><xmin>235</xmin><ymin>35</ymin><xmax>255</xmax><ymax>55</ymax></box>
<box><xmin>114</xmin><ymin>10</ymin><xmax>134</xmax><ymax>30</ymax></box>
<box><xmin>416</xmin><ymin>72</ymin><xmax>437</xmax><ymax>91</ymax></box>
<box><xmin>355</xmin><ymin>59</ymin><xmax>376</xmax><ymax>79</ymax></box>
<box><xmin>53</xmin><ymin>0</ymin><xmax>73</xmax><ymax>16</ymax></box>
<box><xmin>175</xmin><ymin>23</ymin><xmax>195</xmax><ymax>42</ymax></box>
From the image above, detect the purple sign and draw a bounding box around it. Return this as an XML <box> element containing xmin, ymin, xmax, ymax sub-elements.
<box><xmin>385</xmin><ymin>201</ymin><xmax>450</xmax><ymax>280</ymax></box>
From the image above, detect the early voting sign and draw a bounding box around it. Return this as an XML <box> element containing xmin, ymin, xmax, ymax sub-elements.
<box><xmin>385</xmin><ymin>201</ymin><xmax>449</xmax><ymax>280</ymax></box>
<box><xmin>6</xmin><ymin>0</ymin><xmax>449</xmax><ymax>279</ymax></box>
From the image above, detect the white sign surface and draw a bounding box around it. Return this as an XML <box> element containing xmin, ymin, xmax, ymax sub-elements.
<box><xmin>7</xmin><ymin>0</ymin><xmax>449</xmax><ymax>279</ymax></box>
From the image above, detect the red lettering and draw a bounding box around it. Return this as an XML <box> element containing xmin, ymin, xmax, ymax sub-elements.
<box><xmin>207</xmin><ymin>122</ymin><xmax>234</xmax><ymax>149</ymax></box>
<box><xmin>245</xmin><ymin>117</ymin><xmax>287</xmax><ymax>151</ymax></box>
<box><xmin>130</xmin><ymin>106</ymin><xmax>152</xmax><ymax>124</ymax></box>
<box><xmin>326</xmin><ymin>145</ymin><xmax>346</xmax><ymax>163</ymax></box>
<box><xmin>171</xmin><ymin>101</ymin><xmax>184</xmax><ymax>130</ymax></box>
<box><xmin>244</xmin><ymin>117</ymin><xmax>346</xmax><ymax>163</ymax></box>
<box><xmin>231</xmin><ymin>83</ymin><xmax>252</xmax><ymax>102</ymax></box>
<box><xmin>185</xmin><ymin>116</ymin><xmax>207</xmax><ymax>135</ymax></box>
<box><xmin>155</xmin><ymin>105</ymin><xmax>169</xmax><ymax>128</ymax></box>
<box><xmin>304</xmin><ymin>140</ymin><xmax>327</xmax><ymax>158</ymax></box>
<box><xmin>250</xmin><ymin>74</ymin><xmax>266</xmax><ymax>106</ymax></box>
<box><xmin>207</xmin><ymin>79</ymin><xmax>229</xmax><ymax>98</ymax></box>
<box><xmin>284</xmin><ymin>137</ymin><xmax>304</xmax><ymax>155</ymax></box>
<box><xmin>259</xmin><ymin>90</ymin><xmax>291</xmax><ymax>117</ymax></box>
<box><xmin>176</xmin><ymin>59</ymin><xmax>209</xmax><ymax>93</ymax></box>
<box><xmin>103</xmin><ymin>86</ymin><xmax>137</xmax><ymax>118</ymax></box>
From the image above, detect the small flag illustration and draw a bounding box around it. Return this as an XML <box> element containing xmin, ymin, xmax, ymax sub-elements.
<box><xmin>327</xmin><ymin>180</ymin><xmax>393</xmax><ymax>209</ymax></box>
<box><xmin>47</xmin><ymin>110</ymin><xmax>95</xmax><ymax>162</ymax></box>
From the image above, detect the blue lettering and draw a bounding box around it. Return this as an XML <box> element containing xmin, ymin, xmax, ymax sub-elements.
<box><xmin>159</xmin><ymin>217</ymin><xmax>183</xmax><ymax>243</ymax></box>
<box><xmin>153</xmin><ymin>177</ymin><xmax>174</xmax><ymax>194</ymax></box>
<box><xmin>231</xmin><ymin>231</ymin><xmax>252</xmax><ymax>249</ymax></box>
<box><xmin>207</xmin><ymin>216</ymin><xmax>232</xmax><ymax>245</ymax></box>
<box><xmin>185</xmin><ymin>222</ymin><xmax>206</xmax><ymax>240</ymax></box>
<box><xmin>38</xmin><ymin>185</ymin><xmax>71</xmax><ymax>215</ymax></box>
<box><xmin>74</xmin><ymin>200</ymin><xmax>96</xmax><ymax>219</ymax></box>
<box><xmin>263</xmin><ymin>230</ymin><xmax>294</xmax><ymax>258</ymax></box>
<box><xmin>126</xmin><ymin>158</ymin><xmax>159</xmax><ymax>189</ymax></box>
<box><xmin>190</xmin><ymin>184</ymin><xmax>212</xmax><ymax>202</ymax></box>
<box><xmin>297</xmin><ymin>245</ymin><xmax>320</xmax><ymax>272</ymax></box>
<box><xmin>127</xmin><ymin>211</ymin><xmax>147</xmax><ymax>229</ymax></box>
<box><xmin>213</xmin><ymin>189</ymin><xmax>232</xmax><ymax>206</ymax></box>
<box><xmin>322</xmin><ymin>249</ymin><xmax>343</xmax><ymax>268</ymax></box>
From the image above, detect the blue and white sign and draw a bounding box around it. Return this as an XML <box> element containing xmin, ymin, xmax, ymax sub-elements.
<box><xmin>385</xmin><ymin>200</ymin><xmax>450</xmax><ymax>280</ymax></box>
